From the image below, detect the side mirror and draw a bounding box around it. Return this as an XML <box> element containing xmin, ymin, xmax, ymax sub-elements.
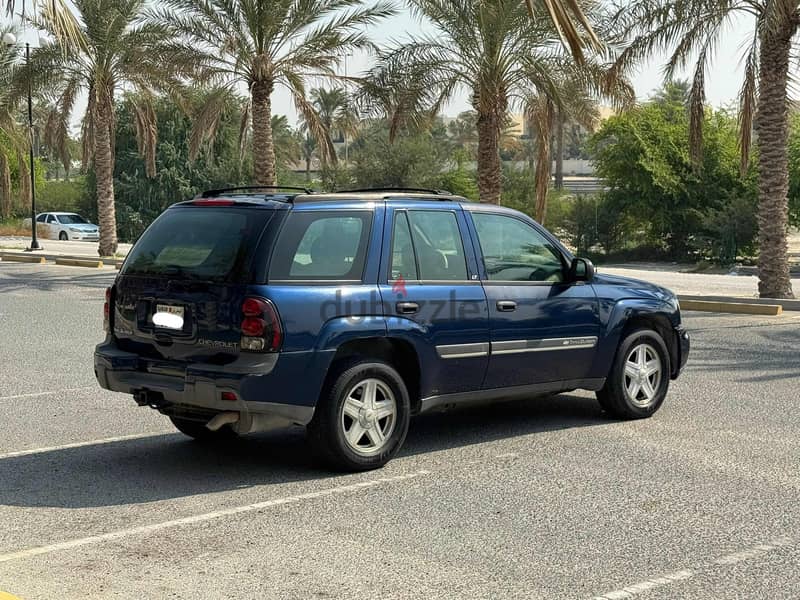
<box><xmin>569</xmin><ymin>257</ymin><xmax>595</xmax><ymax>282</ymax></box>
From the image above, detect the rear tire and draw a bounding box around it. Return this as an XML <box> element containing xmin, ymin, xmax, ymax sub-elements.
<box><xmin>597</xmin><ymin>328</ymin><xmax>670</xmax><ymax>419</ymax></box>
<box><xmin>169</xmin><ymin>416</ymin><xmax>237</xmax><ymax>441</ymax></box>
<box><xmin>308</xmin><ymin>360</ymin><xmax>410</xmax><ymax>472</ymax></box>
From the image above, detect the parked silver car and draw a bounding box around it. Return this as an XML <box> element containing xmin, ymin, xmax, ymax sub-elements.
<box><xmin>33</xmin><ymin>212</ymin><xmax>100</xmax><ymax>241</ymax></box>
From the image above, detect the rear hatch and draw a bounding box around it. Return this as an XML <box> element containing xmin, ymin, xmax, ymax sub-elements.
<box><xmin>113</xmin><ymin>204</ymin><xmax>283</xmax><ymax>366</ymax></box>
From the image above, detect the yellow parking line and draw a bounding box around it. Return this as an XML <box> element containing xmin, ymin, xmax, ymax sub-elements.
<box><xmin>0</xmin><ymin>591</ymin><xmax>23</xmax><ymax>600</ymax></box>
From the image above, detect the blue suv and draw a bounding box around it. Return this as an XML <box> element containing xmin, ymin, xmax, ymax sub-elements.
<box><xmin>95</xmin><ymin>187</ymin><xmax>690</xmax><ymax>471</ymax></box>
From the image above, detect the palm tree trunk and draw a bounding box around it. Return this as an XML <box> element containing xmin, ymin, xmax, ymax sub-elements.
<box><xmin>555</xmin><ymin>113</ymin><xmax>565</xmax><ymax>190</ymax></box>
<box><xmin>95</xmin><ymin>98</ymin><xmax>118</xmax><ymax>257</ymax></box>
<box><xmin>533</xmin><ymin>100</ymin><xmax>555</xmax><ymax>224</ymax></box>
<box><xmin>0</xmin><ymin>154</ymin><xmax>11</xmax><ymax>219</ymax></box>
<box><xmin>754</xmin><ymin>17</ymin><xmax>797</xmax><ymax>299</ymax></box>
<box><xmin>476</xmin><ymin>110</ymin><xmax>501</xmax><ymax>204</ymax></box>
<box><xmin>534</xmin><ymin>125</ymin><xmax>551</xmax><ymax>224</ymax></box>
<box><xmin>252</xmin><ymin>79</ymin><xmax>276</xmax><ymax>186</ymax></box>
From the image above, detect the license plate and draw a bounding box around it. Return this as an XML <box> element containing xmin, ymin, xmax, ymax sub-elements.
<box><xmin>154</xmin><ymin>304</ymin><xmax>185</xmax><ymax>330</ymax></box>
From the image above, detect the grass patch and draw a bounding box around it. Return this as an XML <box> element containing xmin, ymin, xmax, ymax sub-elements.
<box><xmin>0</xmin><ymin>219</ymin><xmax>29</xmax><ymax>237</ymax></box>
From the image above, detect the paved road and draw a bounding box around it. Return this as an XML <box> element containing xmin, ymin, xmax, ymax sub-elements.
<box><xmin>1</xmin><ymin>262</ymin><xmax>799</xmax><ymax>599</ymax></box>
<box><xmin>600</xmin><ymin>265</ymin><xmax>800</xmax><ymax>299</ymax></box>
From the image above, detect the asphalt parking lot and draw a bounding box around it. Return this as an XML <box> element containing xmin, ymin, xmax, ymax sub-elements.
<box><xmin>1</xmin><ymin>261</ymin><xmax>799</xmax><ymax>599</ymax></box>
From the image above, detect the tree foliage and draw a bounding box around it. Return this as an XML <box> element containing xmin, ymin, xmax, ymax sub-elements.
<box><xmin>112</xmin><ymin>92</ymin><xmax>253</xmax><ymax>242</ymax></box>
<box><xmin>589</xmin><ymin>90</ymin><xmax>758</xmax><ymax>263</ymax></box>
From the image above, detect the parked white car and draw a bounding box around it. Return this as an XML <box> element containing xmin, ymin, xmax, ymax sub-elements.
<box><xmin>33</xmin><ymin>212</ymin><xmax>100</xmax><ymax>241</ymax></box>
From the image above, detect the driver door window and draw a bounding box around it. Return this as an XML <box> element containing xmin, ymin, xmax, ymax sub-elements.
<box><xmin>472</xmin><ymin>213</ymin><xmax>565</xmax><ymax>283</ymax></box>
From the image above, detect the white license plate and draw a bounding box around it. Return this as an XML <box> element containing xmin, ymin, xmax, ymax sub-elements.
<box><xmin>154</xmin><ymin>304</ymin><xmax>185</xmax><ymax>330</ymax></box>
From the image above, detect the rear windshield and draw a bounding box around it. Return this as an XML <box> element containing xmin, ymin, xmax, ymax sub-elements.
<box><xmin>121</xmin><ymin>207</ymin><xmax>273</xmax><ymax>282</ymax></box>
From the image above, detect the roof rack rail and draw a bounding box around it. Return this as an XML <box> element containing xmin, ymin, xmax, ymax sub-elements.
<box><xmin>197</xmin><ymin>185</ymin><xmax>314</xmax><ymax>198</ymax></box>
<box><xmin>335</xmin><ymin>187</ymin><xmax>452</xmax><ymax>195</ymax></box>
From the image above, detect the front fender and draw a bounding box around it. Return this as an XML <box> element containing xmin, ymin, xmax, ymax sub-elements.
<box><xmin>591</xmin><ymin>298</ymin><xmax>678</xmax><ymax>378</ymax></box>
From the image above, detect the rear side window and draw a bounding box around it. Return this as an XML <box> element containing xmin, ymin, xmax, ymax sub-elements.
<box><xmin>407</xmin><ymin>210</ymin><xmax>468</xmax><ymax>281</ymax></box>
<box><xmin>121</xmin><ymin>208</ymin><xmax>273</xmax><ymax>282</ymax></box>
<box><xmin>269</xmin><ymin>211</ymin><xmax>372</xmax><ymax>282</ymax></box>
<box><xmin>390</xmin><ymin>212</ymin><xmax>418</xmax><ymax>281</ymax></box>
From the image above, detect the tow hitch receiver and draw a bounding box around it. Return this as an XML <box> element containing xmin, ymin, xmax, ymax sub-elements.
<box><xmin>134</xmin><ymin>389</ymin><xmax>167</xmax><ymax>409</ymax></box>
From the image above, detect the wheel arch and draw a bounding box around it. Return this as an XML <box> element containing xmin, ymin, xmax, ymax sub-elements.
<box><xmin>323</xmin><ymin>336</ymin><xmax>422</xmax><ymax>413</ymax></box>
<box><xmin>594</xmin><ymin>300</ymin><xmax>679</xmax><ymax>378</ymax></box>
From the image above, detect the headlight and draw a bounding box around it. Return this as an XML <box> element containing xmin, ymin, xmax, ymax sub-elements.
<box><xmin>69</xmin><ymin>227</ymin><xmax>81</xmax><ymax>232</ymax></box>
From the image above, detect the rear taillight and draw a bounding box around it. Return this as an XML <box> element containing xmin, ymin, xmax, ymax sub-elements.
<box><xmin>103</xmin><ymin>287</ymin><xmax>111</xmax><ymax>332</ymax></box>
<box><xmin>240</xmin><ymin>297</ymin><xmax>282</xmax><ymax>352</ymax></box>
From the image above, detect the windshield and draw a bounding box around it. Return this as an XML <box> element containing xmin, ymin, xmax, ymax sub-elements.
<box><xmin>58</xmin><ymin>214</ymin><xmax>89</xmax><ymax>225</ymax></box>
<box><xmin>121</xmin><ymin>207</ymin><xmax>274</xmax><ymax>282</ymax></box>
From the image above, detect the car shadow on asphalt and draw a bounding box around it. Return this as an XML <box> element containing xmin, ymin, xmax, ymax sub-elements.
<box><xmin>0</xmin><ymin>267</ymin><xmax>113</xmax><ymax>294</ymax></box>
<box><xmin>0</xmin><ymin>393</ymin><xmax>607</xmax><ymax>509</ymax></box>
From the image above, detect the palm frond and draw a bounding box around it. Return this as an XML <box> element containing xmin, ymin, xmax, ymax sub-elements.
<box><xmin>189</xmin><ymin>87</ymin><xmax>235</xmax><ymax>162</ymax></box>
<box><xmin>131</xmin><ymin>92</ymin><xmax>158</xmax><ymax>177</ymax></box>
<box><xmin>535</xmin><ymin>0</ymin><xmax>602</xmax><ymax>63</ymax></box>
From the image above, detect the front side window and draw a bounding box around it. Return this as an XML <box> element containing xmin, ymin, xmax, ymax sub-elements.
<box><xmin>269</xmin><ymin>211</ymin><xmax>372</xmax><ymax>281</ymax></box>
<box><xmin>47</xmin><ymin>215</ymin><xmax>57</xmax><ymax>224</ymax></box>
<box><xmin>407</xmin><ymin>210</ymin><xmax>468</xmax><ymax>281</ymax></box>
<box><xmin>472</xmin><ymin>213</ymin><xmax>565</xmax><ymax>283</ymax></box>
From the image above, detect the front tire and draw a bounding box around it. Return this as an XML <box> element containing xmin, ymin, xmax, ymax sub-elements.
<box><xmin>59</xmin><ymin>231</ymin><xmax>68</xmax><ymax>241</ymax></box>
<box><xmin>169</xmin><ymin>416</ymin><xmax>237</xmax><ymax>441</ymax></box>
<box><xmin>597</xmin><ymin>328</ymin><xmax>671</xmax><ymax>419</ymax></box>
<box><xmin>308</xmin><ymin>360</ymin><xmax>410</xmax><ymax>471</ymax></box>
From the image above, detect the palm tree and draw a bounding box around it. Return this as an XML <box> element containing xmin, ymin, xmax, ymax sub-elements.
<box><xmin>525</xmin><ymin>56</ymin><xmax>633</xmax><ymax>223</ymax></box>
<box><xmin>151</xmin><ymin>0</ymin><xmax>393</xmax><ymax>188</ymax></box>
<box><xmin>612</xmin><ymin>0</ymin><xmax>796</xmax><ymax>298</ymax></box>
<box><xmin>300</xmin><ymin>131</ymin><xmax>317</xmax><ymax>181</ymax></box>
<box><xmin>361</xmin><ymin>0</ymin><xmax>607</xmax><ymax>205</ymax></box>
<box><xmin>311</xmin><ymin>87</ymin><xmax>359</xmax><ymax>161</ymax></box>
<box><xmin>15</xmin><ymin>0</ymin><xmax>186</xmax><ymax>256</ymax></box>
<box><xmin>270</xmin><ymin>114</ymin><xmax>302</xmax><ymax>172</ymax></box>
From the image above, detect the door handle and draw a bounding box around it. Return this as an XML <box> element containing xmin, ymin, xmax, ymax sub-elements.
<box><xmin>496</xmin><ymin>300</ymin><xmax>517</xmax><ymax>312</ymax></box>
<box><xmin>396</xmin><ymin>302</ymin><xmax>420</xmax><ymax>315</ymax></box>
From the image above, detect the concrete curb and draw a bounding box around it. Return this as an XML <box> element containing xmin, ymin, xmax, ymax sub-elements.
<box><xmin>0</xmin><ymin>253</ymin><xmax>46</xmax><ymax>264</ymax></box>
<box><xmin>54</xmin><ymin>257</ymin><xmax>104</xmax><ymax>268</ymax></box>
<box><xmin>680</xmin><ymin>299</ymin><xmax>783</xmax><ymax>316</ymax></box>
<box><xmin>679</xmin><ymin>294</ymin><xmax>800</xmax><ymax>313</ymax></box>
<box><xmin>0</xmin><ymin>250</ymin><xmax>122</xmax><ymax>267</ymax></box>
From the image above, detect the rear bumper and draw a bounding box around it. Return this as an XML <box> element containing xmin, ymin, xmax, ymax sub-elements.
<box><xmin>672</xmin><ymin>326</ymin><xmax>690</xmax><ymax>379</ymax></box>
<box><xmin>94</xmin><ymin>341</ymin><xmax>315</xmax><ymax>429</ymax></box>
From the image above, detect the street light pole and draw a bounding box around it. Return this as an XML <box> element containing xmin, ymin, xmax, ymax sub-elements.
<box><xmin>25</xmin><ymin>41</ymin><xmax>41</xmax><ymax>251</ymax></box>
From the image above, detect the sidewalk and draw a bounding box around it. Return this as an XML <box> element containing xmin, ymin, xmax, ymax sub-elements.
<box><xmin>599</xmin><ymin>265</ymin><xmax>800</xmax><ymax>299</ymax></box>
<box><xmin>0</xmin><ymin>236</ymin><xmax>132</xmax><ymax>257</ymax></box>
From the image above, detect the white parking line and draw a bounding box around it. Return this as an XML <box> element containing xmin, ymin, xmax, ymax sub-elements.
<box><xmin>0</xmin><ymin>386</ymin><xmax>96</xmax><ymax>401</ymax></box>
<box><xmin>0</xmin><ymin>433</ymin><xmax>171</xmax><ymax>460</ymax></box>
<box><xmin>0</xmin><ymin>470</ymin><xmax>430</xmax><ymax>564</ymax></box>
<box><xmin>590</xmin><ymin>537</ymin><xmax>797</xmax><ymax>599</ymax></box>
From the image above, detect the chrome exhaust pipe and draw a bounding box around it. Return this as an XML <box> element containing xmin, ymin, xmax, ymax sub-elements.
<box><xmin>206</xmin><ymin>412</ymin><xmax>239</xmax><ymax>431</ymax></box>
